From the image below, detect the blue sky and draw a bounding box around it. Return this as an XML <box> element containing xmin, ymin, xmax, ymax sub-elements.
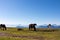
<box><xmin>0</xmin><ymin>0</ymin><xmax>60</xmax><ymax>25</ymax></box>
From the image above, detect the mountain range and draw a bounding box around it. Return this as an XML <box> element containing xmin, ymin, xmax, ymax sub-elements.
<box><xmin>6</xmin><ymin>24</ymin><xmax>60</xmax><ymax>28</ymax></box>
<box><xmin>16</xmin><ymin>24</ymin><xmax>60</xmax><ymax>28</ymax></box>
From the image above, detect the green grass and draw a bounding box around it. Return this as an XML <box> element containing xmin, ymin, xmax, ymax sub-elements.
<box><xmin>0</xmin><ymin>36</ymin><xmax>34</xmax><ymax>40</ymax></box>
<box><xmin>0</xmin><ymin>28</ymin><xmax>60</xmax><ymax>40</ymax></box>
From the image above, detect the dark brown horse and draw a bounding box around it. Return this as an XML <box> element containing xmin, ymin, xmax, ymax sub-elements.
<box><xmin>0</xmin><ymin>24</ymin><xmax>7</xmax><ymax>30</ymax></box>
<box><xmin>29</xmin><ymin>24</ymin><xmax>37</xmax><ymax>31</ymax></box>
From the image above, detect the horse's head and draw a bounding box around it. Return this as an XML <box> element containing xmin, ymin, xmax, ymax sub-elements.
<box><xmin>34</xmin><ymin>24</ymin><xmax>37</xmax><ymax>26</ymax></box>
<box><xmin>48</xmin><ymin>24</ymin><xmax>51</xmax><ymax>26</ymax></box>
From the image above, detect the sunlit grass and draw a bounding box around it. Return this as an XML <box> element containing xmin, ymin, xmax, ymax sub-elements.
<box><xmin>0</xmin><ymin>28</ymin><xmax>60</xmax><ymax>40</ymax></box>
<box><xmin>0</xmin><ymin>36</ymin><xmax>34</xmax><ymax>40</ymax></box>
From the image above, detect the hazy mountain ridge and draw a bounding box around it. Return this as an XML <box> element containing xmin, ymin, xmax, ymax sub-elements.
<box><xmin>37</xmin><ymin>24</ymin><xmax>60</xmax><ymax>28</ymax></box>
<box><xmin>6</xmin><ymin>24</ymin><xmax>60</xmax><ymax>28</ymax></box>
<box><xmin>16</xmin><ymin>24</ymin><xmax>60</xmax><ymax>28</ymax></box>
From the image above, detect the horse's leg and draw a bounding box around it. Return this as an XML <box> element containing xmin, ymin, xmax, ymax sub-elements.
<box><xmin>29</xmin><ymin>26</ymin><xmax>30</xmax><ymax>30</ymax></box>
<box><xmin>3</xmin><ymin>28</ymin><xmax>4</xmax><ymax>31</ymax></box>
<box><xmin>5</xmin><ymin>27</ymin><xmax>7</xmax><ymax>30</ymax></box>
<box><xmin>34</xmin><ymin>27</ymin><xmax>36</xmax><ymax>31</ymax></box>
<box><xmin>2</xmin><ymin>27</ymin><xmax>6</xmax><ymax>31</ymax></box>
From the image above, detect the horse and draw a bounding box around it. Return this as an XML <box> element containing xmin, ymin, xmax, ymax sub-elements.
<box><xmin>29</xmin><ymin>24</ymin><xmax>37</xmax><ymax>31</ymax></box>
<box><xmin>0</xmin><ymin>24</ymin><xmax>7</xmax><ymax>30</ymax></box>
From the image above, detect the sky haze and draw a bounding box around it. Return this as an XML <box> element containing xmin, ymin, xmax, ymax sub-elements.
<box><xmin>0</xmin><ymin>0</ymin><xmax>60</xmax><ymax>25</ymax></box>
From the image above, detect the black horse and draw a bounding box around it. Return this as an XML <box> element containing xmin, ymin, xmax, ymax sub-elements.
<box><xmin>29</xmin><ymin>24</ymin><xmax>37</xmax><ymax>31</ymax></box>
<box><xmin>0</xmin><ymin>24</ymin><xmax>7</xmax><ymax>30</ymax></box>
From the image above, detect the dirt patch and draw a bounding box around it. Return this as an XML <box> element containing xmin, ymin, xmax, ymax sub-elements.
<box><xmin>0</xmin><ymin>32</ymin><xmax>45</xmax><ymax>40</ymax></box>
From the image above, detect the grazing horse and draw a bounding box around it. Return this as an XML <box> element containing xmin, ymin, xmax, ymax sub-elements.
<box><xmin>48</xmin><ymin>24</ymin><xmax>51</xmax><ymax>28</ymax></box>
<box><xmin>29</xmin><ymin>24</ymin><xmax>37</xmax><ymax>31</ymax></box>
<box><xmin>0</xmin><ymin>24</ymin><xmax>7</xmax><ymax>30</ymax></box>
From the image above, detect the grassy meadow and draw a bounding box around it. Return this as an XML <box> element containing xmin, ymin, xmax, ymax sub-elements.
<box><xmin>0</xmin><ymin>28</ymin><xmax>60</xmax><ymax>40</ymax></box>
